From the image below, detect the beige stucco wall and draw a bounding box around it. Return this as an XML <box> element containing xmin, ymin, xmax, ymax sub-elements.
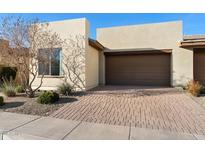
<box><xmin>97</xmin><ymin>21</ymin><xmax>193</xmax><ymax>86</ymax></box>
<box><xmin>85</xmin><ymin>46</ymin><xmax>100</xmax><ymax>90</ymax></box>
<box><xmin>31</xmin><ymin>18</ymin><xmax>90</xmax><ymax>90</ymax></box>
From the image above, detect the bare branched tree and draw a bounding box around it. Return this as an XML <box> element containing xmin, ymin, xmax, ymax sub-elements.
<box><xmin>0</xmin><ymin>16</ymin><xmax>62</xmax><ymax>97</ymax></box>
<box><xmin>61</xmin><ymin>35</ymin><xmax>86</xmax><ymax>91</ymax></box>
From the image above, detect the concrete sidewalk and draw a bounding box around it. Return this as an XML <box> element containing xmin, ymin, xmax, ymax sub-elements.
<box><xmin>0</xmin><ymin>112</ymin><xmax>204</xmax><ymax>140</ymax></box>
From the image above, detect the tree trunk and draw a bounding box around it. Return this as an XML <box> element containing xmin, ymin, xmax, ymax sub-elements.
<box><xmin>28</xmin><ymin>92</ymin><xmax>35</xmax><ymax>98</ymax></box>
<box><xmin>26</xmin><ymin>89</ymin><xmax>35</xmax><ymax>98</ymax></box>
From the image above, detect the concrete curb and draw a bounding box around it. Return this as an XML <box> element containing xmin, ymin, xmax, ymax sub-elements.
<box><xmin>3</xmin><ymin>131</ymin><xmax>49</xmax><ymax>140</ymax></box>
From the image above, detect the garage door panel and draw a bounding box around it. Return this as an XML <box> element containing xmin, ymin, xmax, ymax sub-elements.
<box><xmin>107</xmin><ymin>73</ymin><xmax>169</xmax><ymax>79</ymax></box>
<box><xmin>107</xmin><ymin>79</ymin><xmax>169</xmax><ymax>86</ymax></box>
<box><xmin>106</xmin><ymin>53</ymin><xmax>171</xmax><ymax>86</ymax></box>
<box><xmin>108</xmin><ymin>70</ymin><xmax>170</xmax><ymax>74</ymax></box>
<box><xmin>108</xmin><ymin>67</ymin><xmax>169</xmax><ymax>71</ymax></box>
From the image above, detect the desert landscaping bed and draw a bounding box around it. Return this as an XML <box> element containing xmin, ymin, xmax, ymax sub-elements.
<box><xmin>0</xmin><ymin>93</ymin><xmax>79</xmax><ymax>116</ymax></box>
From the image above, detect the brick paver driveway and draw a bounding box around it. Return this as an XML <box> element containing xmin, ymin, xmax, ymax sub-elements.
<box><xmin>51</xmin><ymin>86</ymin><xmax>205</xmax><ymax>135</ymax></box>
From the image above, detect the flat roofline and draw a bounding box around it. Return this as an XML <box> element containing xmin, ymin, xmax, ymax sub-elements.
<box><xmin>180</xmin><ymin>34</ymin><xmax>205</xmax><ymax>47</ymax></box>
<box><xmin>180</xmin><ymin>41</ymin><xmax>205</xmax><ymax>48</ymax></box>
<box><xmin>97</xmin><ymin>20</ymin><xmax>182</xmax><ymax>30</ymax></box>
<box><xmin>41</xmin><ymin>17</ymin><xmax>87</xmax><ymax>24</ymax></box>
<box><xmin>183</xmin><ymin>34</ymin><xmax>205</xmax><ymax>41</ymax></box>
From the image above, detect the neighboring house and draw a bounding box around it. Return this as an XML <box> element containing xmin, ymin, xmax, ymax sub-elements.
<box><xmin>0</xmin><ymin>39</ymin><xmax>29</xmax><ymax>84</ymax></box>
<box><xmin>31</xmin><ymin>18</ymin><xmax>205</xmax><ymax>90</ymax></box>
<box><xmin>0</xmin><ymin>39</ymin><xmax>9</xmax><ymax>64</ymax></box>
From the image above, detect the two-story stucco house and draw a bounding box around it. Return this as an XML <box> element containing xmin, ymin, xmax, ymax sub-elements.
<box><xmin>31</xmin><ymin>18</ymin><xmax>205</xmax><ymax>90</ymax></box>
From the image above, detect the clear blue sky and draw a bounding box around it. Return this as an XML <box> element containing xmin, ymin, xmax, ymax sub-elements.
<box><xmin>0</xmin><ymin>13</ymin><xmax>205</xmax><ymax>39</ymax></box>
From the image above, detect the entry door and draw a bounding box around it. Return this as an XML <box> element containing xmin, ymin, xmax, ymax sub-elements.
<box><xmin>194</xmin><ymin>48</ymin><xmax>205</xmax><ymax>85</ymax></box>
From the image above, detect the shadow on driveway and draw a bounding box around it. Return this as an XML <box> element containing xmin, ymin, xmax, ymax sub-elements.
<box><xmin>88</xmin><ymin>86</ymin><xmax>183</xmax><ymax>97</ymax></box>
<box><xmin>56</xmin><ymin>97</ymin><xmax>78</xmax><ymax>104</ymax></box>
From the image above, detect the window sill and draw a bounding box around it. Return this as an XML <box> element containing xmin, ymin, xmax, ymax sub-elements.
<box><xmin>37</xmin><ymin>75</ymin><xmax>64</xmax><ymax>78</ymax></box>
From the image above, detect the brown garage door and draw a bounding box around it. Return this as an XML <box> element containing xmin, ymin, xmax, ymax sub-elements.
<box><xmin>194</xmin><ymin>48</ymin><xmax>205</xmax><ymax>85</ymax></box>
<box><xmin>105</xmin><ymin>53</ymin><xmax>171</xmax><ymax>86</ymax></box>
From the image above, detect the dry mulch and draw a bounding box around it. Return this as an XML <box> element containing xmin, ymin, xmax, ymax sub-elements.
<box><xmin>0</xmin><ymin>93</ymin><xmax>79</xmax><ymax>116</ymax></box>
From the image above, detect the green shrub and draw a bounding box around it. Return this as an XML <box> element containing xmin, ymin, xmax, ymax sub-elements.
<box><xmin>0</xmin><ymin>65</ymin><xmax>17</xmax><ymax>82</ymax></box>
<box><xmin>2</xmin><ymin>80</ymin><xmax>16</xmax><ymax>97</ymax></box>
<box><xmin>57</xmin><ymin>83</ymin><xmax>73</xmax><ymax>96</ymax></box>
<box><xmin>15</xmin><ymin>85</ymin><xmax>24</xmax><ymax>93</ymax></box>
<box><xmin>187</xmin><ymin>80</ymin><xmax>202</xmax><ymax>97</ymax></box>
<box><xmin>52</xmin><ymin>91</ymin><xmax>60</xmax><ymax>102</ymax></box>
<box><xmin>200</xmin><ymin>86</ymin><xmax>205</xmax><ymax>94</ymax></box>
<box><xmin>0</xmin><ymin>96</ymin><xmax>4</xmax><ymax>106</ymax></box>
<box><xmin>37</xmin><ymin>91</ymin><xmax>59</xmax><ymax>104</ymax></box>
<box><xmin>37</xmin><ymin>91</ymin><xmax>53</xmax><ymax>104</ymax></box>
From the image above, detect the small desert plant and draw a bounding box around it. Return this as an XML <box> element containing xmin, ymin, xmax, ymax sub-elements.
<box><xmin>15</xmin><ymin>85</ymin><xmax>25</xmax><ymax>93</ymax></box>
<box><xmin>57</xmin><ymin>83</ymin><xmax>73</xmax><ymax>96</ymax></box>
<box><xmin>187</xmin><ymin>80</ymin><xmax>202</xmax><ymax>97</ymax></box>
<box><xmin>37</xmin><ymin>91</ymin><xmax>59</xmax><ymax>104</ymax></box>
<box><xmin>0</xmin><ymin>96</ymin><xmax>4</xmax><ymax>106</ymax></box>
<box><xmin>200</xmin><ymin>86</ymin><xmax>205</xmax><ymax>94</ymax></box>
<box><xmin>52</xmin><ymin>91</ymin><xmax>60</xmax><ymax>102</ymax></box>
<box><xmin>0</xmin><ymin>65</ymin><xmax>17</xmax><ymax>82</ymax></box>
<box><xmin>1</xmin><ymin>79</ymin><xmax>16</xmax><ymax>97</ymax></box>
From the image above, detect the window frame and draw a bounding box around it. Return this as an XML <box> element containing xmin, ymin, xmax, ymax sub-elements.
<box><xmin>38</xmin><ymin>48</ymin><xmax>63</xmax><ymax>77</ymax></box>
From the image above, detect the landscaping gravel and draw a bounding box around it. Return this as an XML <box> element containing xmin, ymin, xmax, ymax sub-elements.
<box><xmin>0</xmin><ymin>93</ymin><xmax>79</xmax><ymax>116</ymax></box>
